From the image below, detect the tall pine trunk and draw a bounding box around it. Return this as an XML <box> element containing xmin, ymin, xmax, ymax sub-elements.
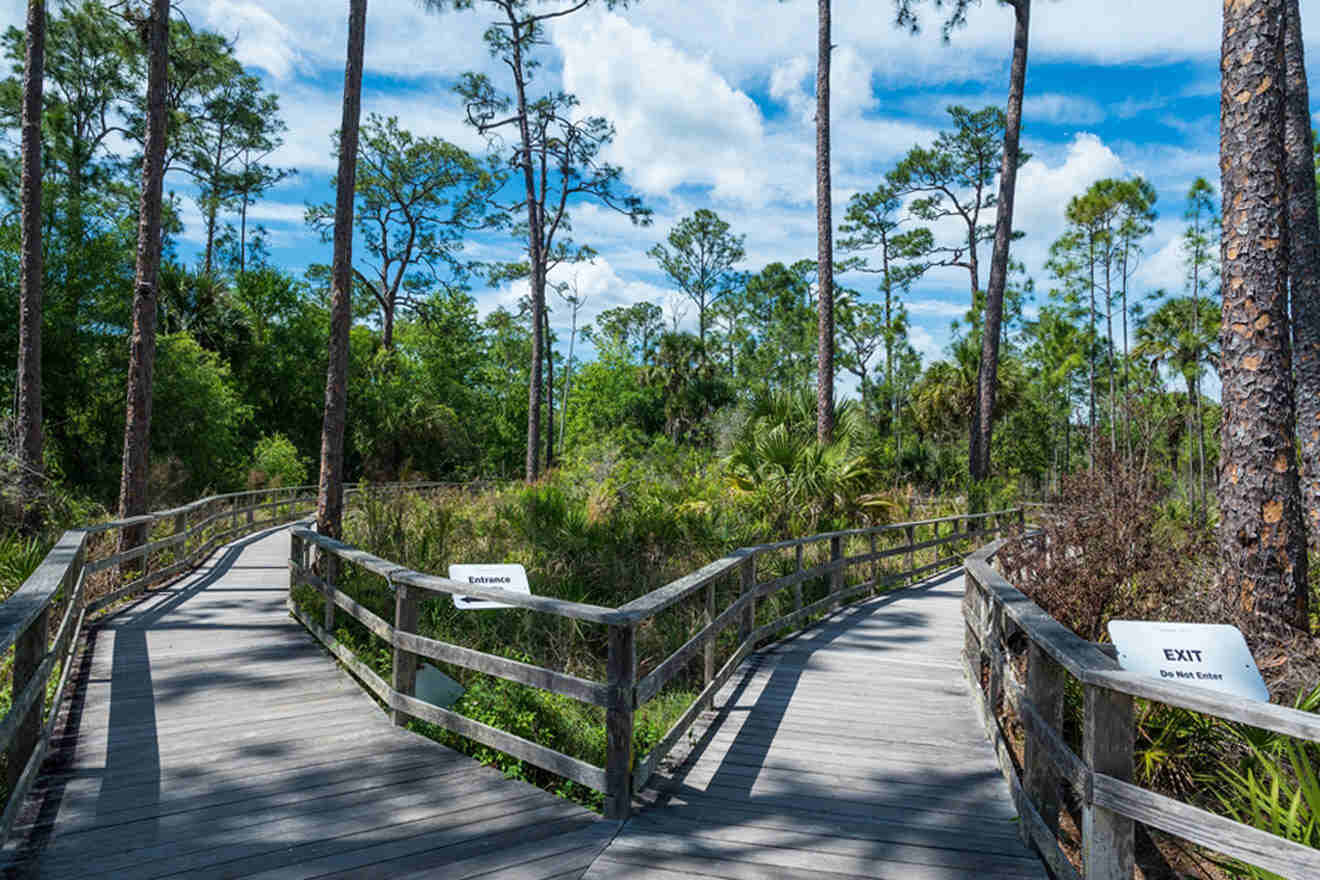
<box><xmin>1105</xmin><ymin>259</ymin><xmax>1117</xmax><ymax>458</ymax></box>
<box><xmin>316</xmin><ymin>0</ymin><xmax>367</xmax><ymax>541</ymax></box>
<box><xmin>1218</xmin><ymin>0</ymin><xmax>1309</xmax><ymax>635</ymax></box>
<box><xmin>1190</xmin><ymin>223</ymin><xmax>1208</xmax><ymax>525</ymax></box>
<box><xmin>1087</xmin><ymin>238</ymin><xmax>1097</xmax><ymax>471</ymax></box>
<box><xmin>974</xmin><ymin>0</ymin><xmax>1030</xmax><ymax>483</ymax></box>
<box><xmin>1283</xmin><ymin>0</ymin><xmax>1320</xmax><ymax>552</ymax></box>
<box><xmin>16</xmin><ymin>0</ymin><xmax>44</xmax><ymax>536</ymax></box>
<box><xmin>815</xmin><ymin>0</ymin><xmax>835</xmax><ymax>445</ymax></box>
<box><xmin>544</xmin><ymin>306</ymin><xmax>554</xmax><ymax>471</ymax></box>
<box><xmin>504</xmin><ymin>15</ymin><xmax>545</xmax><ymax>483</ymax></box>
<box><xmin>117</xmin><ymin>0</ymin><xmax>169</xmax><ymax>562</ymax></box>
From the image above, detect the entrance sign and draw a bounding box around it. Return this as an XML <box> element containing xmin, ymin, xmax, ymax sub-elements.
<box><xmin>448</xmin><ymin>563</ymin><xmax>531</xmax><ymax>611</ymax></box>
<box><xmin>1107</xmin><ymin>620</ymin><xmax>1269</xmax><ymax>702</ymax></box>
<box><xmin>415</xmin><ymin>663</ymin><xmax>464</xmax><ymax>708</ymax></box>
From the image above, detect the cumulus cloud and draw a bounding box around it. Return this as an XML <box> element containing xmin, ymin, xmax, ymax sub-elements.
<box><xmin>555</xmin><ymin>11</ymin><xmax>770</xmax><ymax>204</ymax></box>
<box><xmin>184</xmin><ymin>0</ymin><xmax>494</xmax><ymax>82</ymax></box>
<box><xmin>479</xmin><ymin>257</ymin><xmax>670</xmax><ymax>337</ymax></box>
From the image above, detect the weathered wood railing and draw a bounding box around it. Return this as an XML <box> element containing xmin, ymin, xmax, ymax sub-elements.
<box><xmin>963</xmin><ymin>537</ymin><xmax>1320</xmax><ymax>880</ymax></box>
<box><xmin>292</xmin><ymin>507</ymin><xmax>1024</xmax><ymax>820</ymax></box>
<box><xmin>0</xmin><ymin>480</ymin><xmax>443</xmax><ymax>843</ymax></box>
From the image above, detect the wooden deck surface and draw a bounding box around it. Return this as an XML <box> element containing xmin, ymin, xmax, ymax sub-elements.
<box><xmin>587</xmin><ymin>571</ymin><xmax>1048</xmax><ymax>880</ymax></box>
<box><xmin>3</xmin><ymin>528</ymin><xmax>1046</xmax><ymax>879</ymax></box>
<box><xmin>1</xmin><ymin>528</ymin><xmax>612</xmax><ymax>879</ymax></box>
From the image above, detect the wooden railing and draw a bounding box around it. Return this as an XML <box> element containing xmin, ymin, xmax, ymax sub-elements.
<box><xmin>291</xmin><ymin>507</ymin><xmax>1024</xmax><ymax>820</ymax></box>
<box><xmin>0</xmin><ymin>480</ymin><xmax>445</xmax><ymax>842</ymax></box>
<box><xmin>963</xmin><ymin>537</ymin><xmax>1320</xmax><ymax>880</ymax></box>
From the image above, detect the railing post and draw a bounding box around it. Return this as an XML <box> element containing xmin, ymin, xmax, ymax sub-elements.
<box><xmin>322</xmin><ymin>555</ymin><xmax>338</xmax><ymax>633</ymax></box>
<box><xmin>1083</xmin><ymin>684</ymin><xmax>1134</xmax><ymax>879</ymax></box>
<box><xmin>174</xmin><ymin>512</ymin><xmax>187</xmax><ymax>561</ymax></box>
<box><xmin>1018</xmin><ymin>507</ymin><xmax>1026</xmax><ymax>531</ymax></box>
<box><xmin>986</xmin><ymin>602</ymin><xmax>1004</xmax><ymax>713</ymax></box>
<box><xmin>738</xmin><ymin>555</ymin><xmax>755</xmax><ymax>642</ymax></box>
<box><xmin>246</xmin><ymin>495</ymin><xmax>255</xmax><ymax>525</ymax></box>
<box><xmin>905</xmin><ymin>524</ymin><xmax>915</xmax><ymax>577</ymax></box>
<box><xmin>829</xmin><ymin>535</ymin><xmax>842</xmax><ymax>608</ymax></box>
<box><xmin>962</xmin><ymin>573</ymin><xmax>983</xmax><ymax>680</ymax></box>
<box><xmin>793</xmin><ymin>545</ymin><xmax>804</xmax><ymax>612</ymax></box>
<box><xmin>869</xmin><ymin>532</ymin><xmax>878</xmax><ymax>593</ymax></box>
<box><xmin>391</xmin><ymin>583</ymin><xmax>419</xmax><ymax>727</ymax></box>
<box><xmin>232</xmin><ymin>497</ymin><xmax>240</xmax><ymax>531</ymax></box>
<box><xmin>605</xmin><ymin>621</ymin><xmax>636</xmax><ymax>821</ymax></box>
<box><xmin>289</xmin><ymin>532</ymin><xmax>302</xmax><ymax>587</ymax></box>
<box><xmin>703</xmin><ymin>581</ymin><xmax>715</xmax><ymax>686</ymax></box>
<box><xmin>1025</xmin><ymin>642</ymin><xmax>1066</xmax><ymax>836</ymax></box>
<box><xmin>7</xmin><ymin>607</ymin><xmax>48</xmax><ymax>794</ymax></box>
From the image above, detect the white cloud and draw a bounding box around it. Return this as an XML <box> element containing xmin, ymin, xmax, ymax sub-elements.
<box><xmin>479</xmin><ymin>257</ymin><xmax>671</xmax><ymax>338</ymax></box>
<box><xmin>184</xmin><ymin>0</ymin><xmax>494</xmax><ymax>82</ymax></box>
<box><xmin>1023</xmin><ymin>94</ymin><xmax>1106</xmax><ymax>126</ymax></box>
<box><xmin>1011</xmin><ymin>132</ymin><xmax>1127</xmax><ymax>275</ymax></box>
<box><xmin>906</xmin><ymin>299</ymin><xmax>968</xmax><ymax>318</ymax></box>
<box><xmin>769</xmin><ymin>56</ymin><xmax>812</xmax><ymax>115</ymax></box>
<box><xmin>907</xmin><ymin>325</ymin><xmax>944</xmax><ymax>366</ymax></box>
<box><xmin>554</xmin><ymin>11</ymin><xmax>771</xmax><ymax>204</ymax></box>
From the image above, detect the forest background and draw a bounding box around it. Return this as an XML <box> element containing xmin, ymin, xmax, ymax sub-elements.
<box><xmin>0</xmin><ymin>0</ymin><xmax>1282</xmax><ymax>518</ymax></box>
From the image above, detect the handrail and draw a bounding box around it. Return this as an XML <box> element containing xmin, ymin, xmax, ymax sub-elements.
<box><xmin>291</xmin><ymin>505</ymin><xmax>1024</xmax><ymax>820</ymax></box>
<box><xmin>0</xmin><ymin>479</ymin><xmax>452</xmax><ymax>843</ymax></box>
<box><xmin>962</xmin><ymin>534</ymin><xmax>1320</xmax><ymax>879</ymax></box>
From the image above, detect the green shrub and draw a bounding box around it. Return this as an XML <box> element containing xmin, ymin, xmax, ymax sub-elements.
<box><xmin>250</xmin><ymin>432</ymin><xmax>309</xmax><ymax>489</ymax></box>
<box><xmin>1208</xmin><ymin>685</ymin><xmax>1320</xmax><ymax>878</ymax></box>
<box><xmin>0</xmin><ymin>534</ymin><xmax>48</xmax><ymax>600</ymax></box>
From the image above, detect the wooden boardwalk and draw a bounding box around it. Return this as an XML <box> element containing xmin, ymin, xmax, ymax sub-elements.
<box><xmin>3</xmin><ymin>527</ymin><xmax>1045</xmax><ymax>879</ymax></box>
<box><xmin>1</xmin><ymin>528</ymin><xmax>613</xmax><ymax>879</ymax></box>
<box><xmin>587</xmin><ymin>571</ymin><xmax>1047</xmax><ymax>880</ymax></box>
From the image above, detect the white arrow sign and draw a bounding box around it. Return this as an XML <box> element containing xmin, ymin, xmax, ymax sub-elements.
<box><xmin>448</xmin><ymin>563</ymin><xmax>531</xmax><ymax>611</ymax></box>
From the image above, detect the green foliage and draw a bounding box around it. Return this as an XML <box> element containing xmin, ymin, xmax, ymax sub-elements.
<box><xmin>725</xmin><ymin>389</ymin><xmax>876</xmax><ymax>536</ymax></box>
<box><xmin>150</xmin><ymin>333</ymin><xmax>253</xmax><ymax>497</ymax></box>
<box><xmin>0</xmin><ymin>534</ymin><xmax>47</xmax><ymax>600</ymax></box>
<box><xmin>648</xmin><ymin>209</ymin><xmax>745</xmax><ymax>344</ymax></box>
<box><xmin>250</xmin><ymin>433</ymin><xmax>308</xmax><ymax>489</ymax></box>
<box><xmin>1210</xmin><ymin>686</ymin><xmax>1320</xmax><ymax>878</ymax></box>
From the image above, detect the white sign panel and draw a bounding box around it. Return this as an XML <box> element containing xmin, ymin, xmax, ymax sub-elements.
<box><xmin>448</xmin><ymin>563</ymin><xmax>531</xmax><ymax>611</ymax></box>
<box><xmin>1107</xmin><ymin>620</ymin><xmax>1269</xmax><ymax>702</ymax></box>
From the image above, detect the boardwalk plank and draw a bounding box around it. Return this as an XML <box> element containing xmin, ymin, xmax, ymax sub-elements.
<box><xmin>2</xmin><ymin>529</ymin><xmax>604</xmax><ymax>879</ymax></box>
<box><xmin>5</xmin><ymin>528</ymin><xmax>1044</xmax><ymax>880</ymax></box>
<box><xmin>589</xmin><ymin>572</ymin><xmax>1046</xmax><ymax>880</ymax></box>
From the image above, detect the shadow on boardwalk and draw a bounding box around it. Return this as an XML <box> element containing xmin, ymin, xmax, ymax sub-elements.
<box><xmin>3</xmin><ymin>528</ymin><xmax>612</xmax><ymax>880</ymax></box>
<box><xmin>585</xmin><ymin>571</ymin><xmax>1048</xmax><ymax>880</ymax></box>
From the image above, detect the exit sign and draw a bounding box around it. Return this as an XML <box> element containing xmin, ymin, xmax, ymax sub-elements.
<box><xmin>1107</xmin><ymin>620</ymin><xmax>1270</xmax><ymax>702</ymax></box>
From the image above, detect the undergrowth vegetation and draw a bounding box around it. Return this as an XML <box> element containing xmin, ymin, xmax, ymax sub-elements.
<box><xmin>999</xmin><ymin>459</ymin><xmax>1320</xmax><ymax>877</ymax></box>
<box><xmin>290</xmin><ymin>437</ymin><xmax>981</xmax><ymax>810</ymax></box>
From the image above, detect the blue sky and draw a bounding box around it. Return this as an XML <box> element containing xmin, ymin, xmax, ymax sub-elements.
<box><xmin>8</xmin><ymin>0</ymin><xmax>1315</xmax><ymax>391</ymax></box>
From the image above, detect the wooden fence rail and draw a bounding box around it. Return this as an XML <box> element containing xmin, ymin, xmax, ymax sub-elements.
<box><xmin>0</xmin><ymin>480</ymin><xmax>453</xmax><ymax>844</ymax></box>
<box><xmin>292</xmin><ymin>506</ymin><xmax>1024</xmax><ymax>820</ymax></box>
<box><xmin>962</xmin><ymin>537</ymin><xmax>1320</xmax><ymax>880</ymax></box>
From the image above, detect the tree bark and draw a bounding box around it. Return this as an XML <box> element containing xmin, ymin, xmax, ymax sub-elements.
<box><xmin>1283</xmin><ymin>0</ymin><xmax>1320</xmax><ymax>552</ymax></box>
<box><xmin>16</xmin><ymin>0</ymin><xmax>45</xmax><ymax>536</ymax></box>
<box><xmin>1219</xmin><ymin>0</ymin><xmax>1309</xmax><ymax>635</ymax></box>
<box><xmin>544</xmin><ymin>305</ymin><xmax>555</xmax><ymax>471</ymax></box>
<box><xmin>1087</xmin><ymin>238</ymin><xmax>1097</xmax><ymax>471</ymax></box>
<box><xmin>316</xmin><ymin>0</ymin><xmax>367</xmax><ymax>541</ymax></box>
<box><xmin>974</xmin><ymin>0</ymin><xmax>1030</xmax><ymax>483</ymax></box>
<box><xmin>815</xmin><ymin>0</ymin><xmax>835</xmax><ymax>446</ymax></box>
<box><xmin>117</xmin><ymin>0</ymin><xmax>169</xmax><ymax>561</ymax></box>
<box><xmin>504</xmin><ymin>14</ymin><xmax>545</xmax><ymax>482</ymax></box>
<box><xmin>1105</xmin><ymin>257</ymin><xmax>1117</xmax><ymax>458</ymax></box>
